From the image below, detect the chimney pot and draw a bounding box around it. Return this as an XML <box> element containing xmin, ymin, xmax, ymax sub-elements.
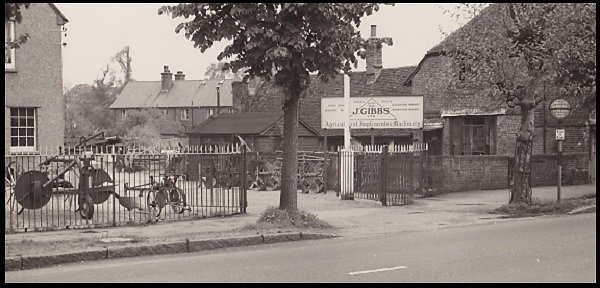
<box><xmin>175</xmin><ymin>71</ymin><xmax>186</xmax><ymax>81</ymax></box>
<box><xmin>371</xmin><ymin>25</ymin><xmax>377</xmax><ymax>37</ymax></box>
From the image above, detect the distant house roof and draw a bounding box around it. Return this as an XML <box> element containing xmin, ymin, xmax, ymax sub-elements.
<box><xmin>109</xmin><ymin>79</ymin><xmax>236</xmax><ymax>109</ymax></box>
<box><xmin>188</xmin><ymin>112</ymin><xmax>318</xmax><ymax>136</ymax></box>
<box><xmin>247</xmin><ymin>67</ymin><xmax>417</xmax><ymax>137</ymax></box>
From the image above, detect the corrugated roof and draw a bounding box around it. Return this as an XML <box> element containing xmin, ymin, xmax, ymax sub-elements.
<box><xmin>188</xmin><ymin>112</ymin><xmax>283</xmax><ymax>135</ymax></box>
<box><xmin>109</xmin><ymin>79</ymin><xmax>235</xmax><ymax>109</ymax></box>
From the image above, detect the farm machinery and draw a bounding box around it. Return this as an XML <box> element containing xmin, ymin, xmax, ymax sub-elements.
<box><xmin>9</xmin><ymin>132</ymin><xmax>121</xmax><ymax>219</ymax></box>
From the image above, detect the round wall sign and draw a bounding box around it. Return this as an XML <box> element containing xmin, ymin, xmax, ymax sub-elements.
<box><xmin>549</xmin><ymin>98</ymin><xmax>571</xmax><ymax>120</ymax></box>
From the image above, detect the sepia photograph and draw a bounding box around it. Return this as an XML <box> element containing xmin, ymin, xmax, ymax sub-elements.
<box><xmin>4</xmin><ymin>3</ymin><xmax>596</xmax><ymax>283</ymax></box>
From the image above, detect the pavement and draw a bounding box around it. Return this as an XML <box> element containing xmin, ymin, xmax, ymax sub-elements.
<box><xmin>5</xmin><ymin>183</ymin><xmax>596</xmax><ymax>271</ymax></box>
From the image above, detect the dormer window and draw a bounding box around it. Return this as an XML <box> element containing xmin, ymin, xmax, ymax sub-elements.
<box><xmin>5</xmin><ymin>21</ymin><xmax>16</xmax><ymax>70</ymax></box>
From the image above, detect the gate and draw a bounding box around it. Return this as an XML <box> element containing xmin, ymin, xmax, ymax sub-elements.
<box><xmin>352</xmin><ymin>144</ymin><xmax>427</xmax><ymax>205</ymax></box>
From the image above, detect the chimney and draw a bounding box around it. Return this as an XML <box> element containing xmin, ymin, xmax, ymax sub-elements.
<box><xmin>366</xmin><ymin>25</ymin><xmax>382</xmax><ymax>78</ymax></box>
<box><xmin>161</xmin><ymin>65</ymin><xmax>173</xmax><ymax>91</ymax></box>
<box><xmin>175</xmin><ymin>71</ymin><xmax>186</xmax><ymax>81</ymax></box>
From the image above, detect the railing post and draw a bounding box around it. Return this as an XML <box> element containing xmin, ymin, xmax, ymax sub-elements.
<box><xmin>380</xmin><ymin>145</ymin><xmax>388</xmax><ymax>206</ymax></box>
<box><xmin>112</xmin><ymin>153</ymin><xmax>117</xmax><ymax>226</ymax></box>
<box><xmin>241</xmin><ymin>145</ymin><xmax>247</xmax><ymax>213</ymax></box>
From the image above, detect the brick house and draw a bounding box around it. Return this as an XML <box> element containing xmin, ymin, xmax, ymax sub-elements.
<box><xmin>5</xmin><ymin>4</ymin><xmax>68</xmax><ymax>153</ymax></box>
<box><xmin>188</xmin><ymin>112</ymin><xmax>320</xmax><ymax>152</ymax></box>
<box><xmin>109</xmin><ymin>66</ymin><xmax>248</xmax><ymax>139</ymax></box>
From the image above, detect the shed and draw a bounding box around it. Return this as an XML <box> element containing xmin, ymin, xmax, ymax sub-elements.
<box><xmin>187</xmin><ymin>112</ymin><xmax>321</xmax><ymax>152</ymax></box>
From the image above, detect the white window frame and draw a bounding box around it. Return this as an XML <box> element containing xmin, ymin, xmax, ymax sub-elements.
<box><xmin>207</xmin><ymin>108</ymin><xmax>215</xmax><ymax>119</ymax></box>
<box><xmin>181</xmin><ymin>109</ymin><xmax>190</xmax><ymax>121</ymax></box>
<box><xmin>9</xmin><ymin>107</ymin><xmax>37</xmax><ymax>153</ymax></box>
<box><xmin>5</xmin><ymin>20</ymin><xmax>16</xmax><ymax>70</ymax></box>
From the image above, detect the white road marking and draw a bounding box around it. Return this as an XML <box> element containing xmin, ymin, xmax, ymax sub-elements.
<box><xmin>348</xmin><ymin>266</ymin><xmax>408</xmax><ymax>275</ymax></box>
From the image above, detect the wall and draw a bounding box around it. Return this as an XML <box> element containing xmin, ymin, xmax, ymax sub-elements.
<box><xmin>528</xmin><ymin>153</ymin><xmax>590</xmax><ymax>186</ymax></box>
<box><xmin>5</xmin><ymin>4</ymin><xmax>66</xmax><ymax>153</ymax></box>
<box><xmin>426</xmin><ymin>155</ymin><xmax>510</xmax><ymax>193</ymax></box>
<box><xmin>426</xmin><ymin>153</ymin><xmax>591</xmax><ymax>194</ymax></box>
<box><xmin>495</xmin><ymin>114</ymin><xmax>520</xmax><ymax>156</ymax></box>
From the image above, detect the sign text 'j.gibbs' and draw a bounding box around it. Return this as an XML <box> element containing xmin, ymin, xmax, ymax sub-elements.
<box><xmin>321</xmin><ymin>96</ymin><xmax>424</xmax><ymax>129</ymax></box>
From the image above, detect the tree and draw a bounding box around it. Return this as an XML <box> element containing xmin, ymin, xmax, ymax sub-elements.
<box><xmin>159</xmin><ymin>3</ymin><xmax>388</xmax><ymax>211</ymax></box>
<box><xmin>442</xmin><ymin>4</ymin><xmax>596</xmax><ymax>205</ymax></box>
<box><xmin>205</xmin><ymin>62</ymin><xmax>246</xmax><ymax>80</ymax></box>
<box><xmin>64</xmin><ymin>46</ymin><xmax>136</xmax><ymax>137</ymax></box>
<box><xmin>112</xmin><ymin>46</ymin><xmax>133</xmax><ymax>89</ymax></box>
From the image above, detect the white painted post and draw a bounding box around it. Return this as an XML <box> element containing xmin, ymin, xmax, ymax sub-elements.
<box><xmin>341</xmin><ymin>73</ymin><xmax>354</xmax><ymax>200</ymax></box>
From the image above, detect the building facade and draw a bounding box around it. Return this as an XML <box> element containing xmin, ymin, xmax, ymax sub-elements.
<box><xmin>109</xmin><ymin>66</ymin><xmax>247</xmax><ymax>134</ymax></box>
<box><xmin>5</xmin><ymin>4</ymin><xmax>68</xmax><ymax>153</ymax></box>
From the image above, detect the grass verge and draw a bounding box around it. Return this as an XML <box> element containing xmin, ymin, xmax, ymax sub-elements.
<box><xmin>244</xmin><ymin>206</ymin><xmax>333</xmax><ymax>230</ymax></box>
<box><xmin>491</xmin><ymin>194</ymin><xmax>596</xmax><ymax>218</ymax></box>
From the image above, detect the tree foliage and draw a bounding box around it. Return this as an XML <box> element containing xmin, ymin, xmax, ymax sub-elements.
<box><xmin>442</xmin><ymin>3</ymin><xmax>596</xmax><ymax>204</ymax></box>
<box><xmin>108</xmin><ymin>109</ymin><xmax>184</xmax><ymax>146</ymax></box>
<box><xmin>159</xmin><ymin>3</ymin><xmax>389</xmax><ymax>211</ymax></box>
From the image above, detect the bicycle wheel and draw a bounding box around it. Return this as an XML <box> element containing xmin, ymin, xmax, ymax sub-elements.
<box><xmin>146</xmin><ymin>190</ymin><xmax>167</xmax><ymax>218</ymax></box>
<box><xmin>168</xmin><ymin>188</ymin><xmax>187</xmax><ymax>214</ymax></box>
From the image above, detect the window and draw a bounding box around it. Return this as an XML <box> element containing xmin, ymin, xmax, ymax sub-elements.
<box><xmin>207</xmin><ymin>108</ymin><xmax>215</xmax><ymax>119</ymax></box>
<box><xmin>5</xmin><ymin>20</ymin><xmax>16</xmax><ymax>70</ymax></box>
<box><xmin>10</xmin><ymin>108</ymin><xmax>36</xmax><ymax>152</ymax></box>
<box><xmin>450</xmin><ymin>116</ymin><xmax>496</xmax><ymax>155</ymax></box>
<box><xmin>181</xmin><ymin>109</ymin><xmax>190</xmax><ymax>121</ymax></box>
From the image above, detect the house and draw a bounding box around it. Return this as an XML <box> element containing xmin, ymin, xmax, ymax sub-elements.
<box><xmin>109</xmin><ymin>66</ymin><xmax>248</xmax><ymax>137</ymax></box>
<box><xmin>187</xmin><ymin>112</ymin><xmax>320</xmax><ymax>152</ymax></box>
<box><xmin>5</xmin><ymin>3</ymin><xmax>68</xmax><ymax>153</ymax></box>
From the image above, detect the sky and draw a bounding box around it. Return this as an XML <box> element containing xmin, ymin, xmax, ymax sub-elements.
<box><xmin>54</xmin><ymin>3</ymin><xmax>468</xmax><ymax>90</ymax></box>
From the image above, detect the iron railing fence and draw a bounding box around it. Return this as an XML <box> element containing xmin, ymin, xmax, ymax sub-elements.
<box><xmin>5</xmin><ymin>144</ymin><xmax>247</xmax><ymax>233</ymax></box>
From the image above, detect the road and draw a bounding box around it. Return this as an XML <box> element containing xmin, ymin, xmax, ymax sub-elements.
<box><xmin>6</xmin><ymin>213</ymin><xmax>596</xmax><ymax>282</ymax></box>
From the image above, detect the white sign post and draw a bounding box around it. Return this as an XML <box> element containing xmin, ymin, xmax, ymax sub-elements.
<box><xmin>340</xmin><ymin>74</ymin><xmax>354</xmax><ymax>200</ymax></box>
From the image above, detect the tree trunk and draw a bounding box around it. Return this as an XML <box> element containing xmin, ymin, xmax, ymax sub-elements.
<box><xmin>510</xmin><ymin>104</ymin><xmax>535</xmax><ymax>205</ymax></box>
<box><xmin>279</xmin><ymin>96</ymin><xmax>299</xmax><ymax>211</ymax></box>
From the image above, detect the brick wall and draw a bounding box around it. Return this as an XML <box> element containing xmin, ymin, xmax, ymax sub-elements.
<box><xmin>496</xmin><ymin>114</ymin><xmax>520</xmax><ymax>156</ymax></box>
<box><xmin>425</xmin><ymin>153</ymin><xmax>591</xmax><ymax>194</ymax></box>
<box><xmin>529</xmin><ymin>153</ymin><xmax>590</xmax><ymax>186</ymax></box>
<box><xmin>426</xmin><ymin>155</ymin><xmax>510</xmax><ymax>193</ymax></box>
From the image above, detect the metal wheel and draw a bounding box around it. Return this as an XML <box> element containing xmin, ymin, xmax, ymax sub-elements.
<box><xmin>14</xmin><ymin>171</ymin><xmax>52</xmax><ymax>210</ymax></box>
<box><xmin>91</xmin><ymin>169</ymin><xmax>113</xmax><ymax>204</ymax></box>
<box><xmin>79</xmin><ymin>194</ymin><xmax>94</xmax><ymax>220</ymax></box>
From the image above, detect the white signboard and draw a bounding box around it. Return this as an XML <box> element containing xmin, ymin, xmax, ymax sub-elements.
<box><xmin>556</xmin><ymin>129</ymin><xmax>565</xmax><ymax>140</ymax></box>
<box><xmin>321</xmin><ymin>96</ymin><xmax>423</xmax><ymax>129</ymax></box>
